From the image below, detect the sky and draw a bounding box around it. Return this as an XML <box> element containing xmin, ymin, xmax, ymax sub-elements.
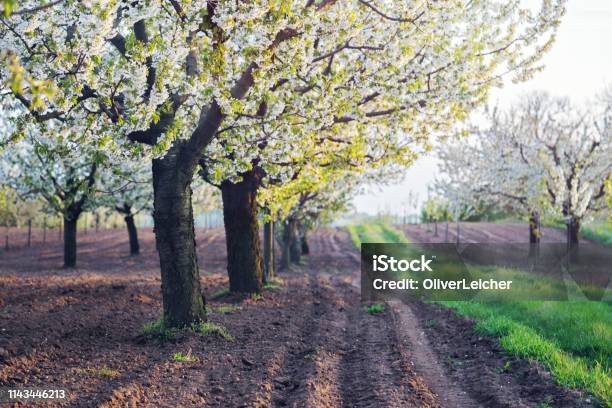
<box><xmin>351</xmin><ymin>0</ymin><xmax>612</xmax><ymax>216</ymax></box>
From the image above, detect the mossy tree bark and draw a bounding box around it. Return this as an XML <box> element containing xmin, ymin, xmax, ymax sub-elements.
<box><xmin>529</xmin><ymin>210</ymin><xmax>541</xmax><ymax>244</ymax></box>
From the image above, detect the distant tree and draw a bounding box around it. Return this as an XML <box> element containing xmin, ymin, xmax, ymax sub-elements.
<box><xmin>438</xmin><ymin>92</ymin><xmax>612</xmax><ymax>246</ymax></box>
<box><xmin>98</xmin><ymin>163</ymin><xmax>153</xmax><ymax>255</ymax></box>
<box><xmin>0</xmin><ymin>134</ymin><xmax>104</xmax><ymax>266</ymax></box>
<box><xmin>436</xmin><ymin>115</ymin><xmax>545</xmax><ymax>242</ymax></box>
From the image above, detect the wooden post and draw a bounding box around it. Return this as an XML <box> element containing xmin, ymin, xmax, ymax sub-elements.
<box><xmin>445</xmin><ymin>222</ymin><xmax>449</xmax><ymax>242</ymax></box>
<box><xmin>27</xmin><ymin>219</ymin><xmax>32</xmax><ymax>247</ymax></box>
<box><xmin>59</xmin><ymin>216</ymin><xmax>63</xmax><ymax>241</ymax></box>
<box><xmin>43</xmin><ymin>217</ymin><xmax>47</xmax><ymax>243</ymax></box>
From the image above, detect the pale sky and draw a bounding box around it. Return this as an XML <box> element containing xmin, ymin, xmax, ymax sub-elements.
<box><xmin>352</xmin><ymin>0</ymin><xmax>612</xmax><ymax>215</ymax></box>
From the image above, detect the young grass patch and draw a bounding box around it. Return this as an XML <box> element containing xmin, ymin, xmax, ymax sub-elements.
<box><xmin>143</xmin><ymin>316</ymin><xmax>235</xmax><ymax>342</ymax></box>
<box><xmin>365</xmin><ymin>303</ymin><xmax>385</xmax><ymax>315</ymax></box>
<box><xmin>142</xmin><ymin>316</ymin><xmax>180</xmax><ymax>341</ymax></box>
<box><xmin>347</xmin><ymin>223</ymin><xmax>409</xmax><ymax>246</ymax></box>
<box><xmin>191</xmin><ymin>321</ymin><xmax>235</xmax><ymax>342</ymax></box>
<box><xmin>74</xmin><ymin>366</ymin><xmax>120</xmax><ymax>379</ymax></box>
<box><xmin>172</xmin><ymin>350</ymin><xmax>198</xmax><ymax>363</ymax></box>
<box><xmin>211</xmin><ymin>288</ymin><xmax>230</xmax><ymax>299</ymax></box>
<box><xmin>264</xmin><ymin>277</ymin><xmax>284</xmax><ymax>290</ymax></box>
<box><xmin>211</xmin><ymin>305</ymin><xmax>238</xmax><ymax>314</ymax></box>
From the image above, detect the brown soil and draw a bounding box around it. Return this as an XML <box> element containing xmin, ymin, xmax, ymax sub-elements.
<box><xmin>0</xmin><ymin>226</ymin><xmax>595</xmax><ymax>407</ymax></box>
<box><xmin>402</xmin><ymin>222</ymin><xmax>568</xmax><ymax>244</ymax></box>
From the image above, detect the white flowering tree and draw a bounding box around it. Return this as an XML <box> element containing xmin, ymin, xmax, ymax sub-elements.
<box><xmin>0</xmin><ymin>0</ymin><xmax>564</xmax><ymax>326</ymax></box>
<box><xmin>519</xmin><ymin>93</ymin><xmax>611</xmax><ymax>245</ymax></box>
<box><xmin>438</xmin><ymin>92</ymin><xmax>612</xmax><ymax>246</ymax></box>
<box><xmin>436</xmin><ymin>116</ymin><xmax>545</xmax><ymax>242</ymax></box>
<box><xmin>197</xmin><ymin>0</ymin><xmax>565</xmax><ymax>293</ymax></box>
<box><xmin>98</xmin><ymin>162</ymin><xmax>153</xmax><ymax>255</ymax></box>
<box><xmin>0</xmin><ymin>133</ymin><xmax>103</xmax><ymax>266</ymax></box>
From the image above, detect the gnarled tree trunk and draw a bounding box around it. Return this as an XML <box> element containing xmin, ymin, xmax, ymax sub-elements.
<box><xmin>220</xmin><ymin>169</ymin><xmax>263</xmax><ymax>294</ymax></box>
<box><xmin>152</xmin><ymin>146</ymin><xmax>206</xmax><ymax>328</ymax></box>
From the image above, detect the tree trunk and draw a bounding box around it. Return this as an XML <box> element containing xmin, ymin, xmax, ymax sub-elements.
<box><xmin>288</xmin><ymin>217</ymin><xmax>301</xmax><ymax>263</ymax></box>
<box><xmin>220</xmin><ymin>169</ymin><xmax>263</xmax><ymax>294</ymax></box>
<box><xmin>63</xmin><ymin>216</ymin><xmax>78</xmax><ymax>268</ymax></box>
<box><xmin>280</xmin><ymin>220</ymin><xmax>291</xmax><ymax>270</ymax></box>
<box><xmin>152</xmin><ymin>149</ymin><xmax>205</xmax><ymax>328</ymax></box>
<box><xmin>263</xmin><ymin>220</ymin><xmax>274</xmax><ymax>282</ymax></box>
<box><xmin>567</xmin><ymin>216</ymin><xmax>580</xmax><ymax>247</ymax></box>
<box><xmin>124</xmin><ymin>214</ymin><xmax>140</xmax><ymax>255</ymax></box>
<box><xmin>529</xmin><ymin>211</ymin><xmax>541</xmax><ymax>243</ymax></box>
<box><xmin>301</xmin><ymin>235</ymin><xmax>310</xmax><ymax>255</ymax></box>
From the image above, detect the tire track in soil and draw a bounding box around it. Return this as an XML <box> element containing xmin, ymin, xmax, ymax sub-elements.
<box><xmin>336</xmin><ymin>290</ymin><xmax>435</xmax><ymax>407</ymax></box>
<box><xmin>315</xmin><ymin>228</ymin><xmax>589</xmax><ymax>408</ymax></box>
<box><xmin>324</xmin><ymin>230</ymin><xmax>458</xmax><ymax>408</ymax></box>
<box><xmin>266</xmin><ymin>271</ymin><xmax>341</xmax><ymax>407</ymax></box>
<box><xmin>283</xmin><ymin>229</ymin><xmax>443</xmax><ymax>407</ymax></box>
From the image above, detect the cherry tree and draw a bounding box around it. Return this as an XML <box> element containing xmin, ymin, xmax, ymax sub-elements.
<box><xmin>98</xmin><ymin>162</ymin><xmax>153</xmax><ymax>255</ymax></box>
<box><xmin>0</xmin><ymin>133</ymin><xmax>103</xmax><ymax>266</ymax></box>
<box><xmin>438</xmin><ymin>92</ymin><xmax>612</xmax><ymax>246</ymax></box>
<box><xmin>198</xmin><ymin>0</ymin><xmax>565</xmax><ymax>293</ymax></box>
<box><xmin>523</xmin><ymin>93</ymin><xmax>612</xmax><ymax>245</ymax></box>
<box><xmin>436</xmin><ymin>117</ymin><xmax>545</xmax><ymax>242</ymax></box>
<box><xmin>1</xmin><ymin>0</ymin><xmax>565</xmax><ymax>326</ymax></box>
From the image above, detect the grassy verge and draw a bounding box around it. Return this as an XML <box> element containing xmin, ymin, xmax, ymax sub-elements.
<box><xmin>442</xmin><ymin>301</ymin><xmax>611</xmax><ymax>405</ymax></box>
<box><xmin>543</xmin><ymin>219</ymin><xmax>612</xmax><ymax>247</ymax></box>
<box><xmin>582</xmin><ymin>221</ymin><xmax>612</xmax><ymax>247</ymax></box>
<box><xmin>348</xmin><ymin>222</ymin><xmax>612</xmax><ymax>406</ymax></box>
<box><xmin>346</xmin><ymin>223</ymin><xmax>409</xmax><ymax>246</ymax></box>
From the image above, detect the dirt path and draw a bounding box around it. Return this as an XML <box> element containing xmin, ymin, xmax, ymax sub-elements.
<box><xmin>0</xmin><ymin>227</ymin><xmax>593</xmax><ymax>407</ymax></box>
